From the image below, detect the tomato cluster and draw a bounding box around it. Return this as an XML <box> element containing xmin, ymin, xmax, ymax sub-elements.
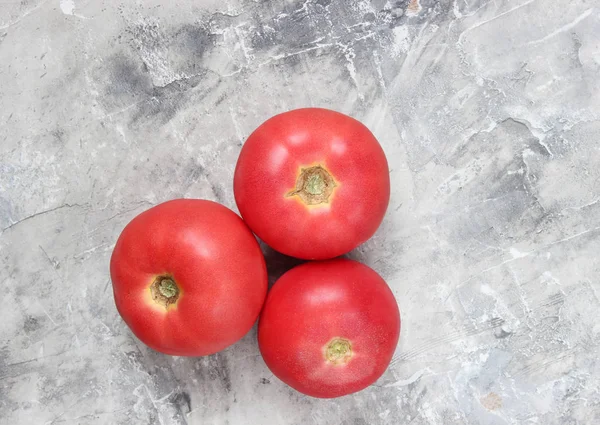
<box><xmin>110</xmin><ymin>108</ymin><xmax>400</xmax><ymax>399</ymax></box>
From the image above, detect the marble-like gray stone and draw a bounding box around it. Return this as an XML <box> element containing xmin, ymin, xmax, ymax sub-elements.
<box><xmin>1</xmin><ymin>0</ymin><xmax>599</xmax><ymax>423</ymax></box>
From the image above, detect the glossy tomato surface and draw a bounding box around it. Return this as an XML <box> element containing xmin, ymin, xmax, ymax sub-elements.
<box><xmin>110</xmin><ymin>199</ymin><xmax>268</xmax><ymax>356</ymax></box>
<box><xmin>258</xmin><ymin>259</ymin><xmax>400</xmax><ymax>398</ymax></box>
<box><xmin>234</xmin><ymin>108</ymin><xmax>390</xmax><ymax>260</ymax></box>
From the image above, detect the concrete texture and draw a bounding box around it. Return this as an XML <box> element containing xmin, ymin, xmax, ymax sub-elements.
<box><xmin>1</xmin><ymin>0</ymin><xmax>600</xmax><ymax>423</ymax></box>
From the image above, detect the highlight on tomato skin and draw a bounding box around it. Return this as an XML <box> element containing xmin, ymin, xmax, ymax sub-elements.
<box><xmin>257</xmin><ymin>259</ymin><xmax>401</xmax><ymax>398</ymax></box>
<box><xmin>109</xmin><ymin>199</ymin><xmax>268</xmax><ymax>357</ymax></box>
<box><xmin>234</xmin><ymin>108</ymin><xmax>390</xmax><ymax>260</ymax></box>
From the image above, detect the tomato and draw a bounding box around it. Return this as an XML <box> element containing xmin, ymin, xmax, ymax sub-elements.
<box><xmin>234</xmin><ymin>108</ymin><xmax>390</xmax><ymax>260</ymax></box>
<box><xmin>258</xmin><ymin>259</ymin><xmax>400</xmax><ymax>398</ymax></box>
<box><xmin>110</xmin><ymin>199</ymin><xmax>268</xmax><ymax>356</ymax></box>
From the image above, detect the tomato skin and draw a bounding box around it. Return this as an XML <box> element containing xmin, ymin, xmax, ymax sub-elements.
<box><xmin>110</xmin><ymin>199</ymin><xmax>268</xmax><ymax>356</ymax></box>
<box><xmin>258</xmin><ymin>259</ymin><xmax>400</xmax><ymax>398</ymax></box>
<box><xmin>234</xmin><ymin>108</ymin><xmax>390</xmax><ymax>260</ymax></box>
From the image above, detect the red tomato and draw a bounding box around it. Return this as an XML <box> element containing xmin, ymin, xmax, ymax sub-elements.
<box><xmin>234</xmin><ymin>108</ymin><xmax>390</xmax><ymax>260</ymax></box>
<box><xmin>258</xmin><ymin>259</ymin><xmax>400</xmax><ymax>398</ymax></box>
<box><xmin>110</xmin><ymin>199</ymin><xmax>268</xmax><ymax>356</ymax></box>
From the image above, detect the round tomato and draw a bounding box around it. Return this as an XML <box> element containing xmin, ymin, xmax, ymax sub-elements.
<box><xmin>234</xmin><ymin>108</ymin><xmax>390</xmax><ymax>260</ymax></box>
<box><xmin>110</xmin><ymin>199</ymin><xmax>268</xmax><ymax>356</ymax></box>
<box><xmin>258</xmin><ymin>259</ymin><xmax>400</xmax><ymax>398</ymax></box>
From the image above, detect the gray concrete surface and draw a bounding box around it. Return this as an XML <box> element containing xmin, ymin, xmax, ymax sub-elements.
<box><xmin>2</xmin><ymin>0</ymin><xmax>600</xmax><ymax>424</ymax></box>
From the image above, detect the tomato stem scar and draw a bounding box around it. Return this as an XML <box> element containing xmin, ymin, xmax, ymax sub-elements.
<box><xmin>159</xmin><ymin>278</ymin><xmax>178</xmax><ymax>298</ymax></box>
<box><xmin>324</xmin><ymin>337</ymin><xmax>352</xmax><ymax>365</ymax></box>
<box><xmin>286</xmin><ymin>165</ymin><xmax>337</xmax><ymax>205</ymax></box>
<box><xmin>150</xmin><ymin>276</ymin><xmax>180</xmax><ymax>309</ymax></box>
<box><xmin>305</xmin><ymin>173</ymin><xmax>325</xmax><ymax>195</ymax></box>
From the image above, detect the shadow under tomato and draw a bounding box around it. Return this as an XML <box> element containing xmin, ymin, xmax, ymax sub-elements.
<box><xmin>259</xmin><ymin>242</ymin><xmax>305</xmax><ymax>289</ymax></box>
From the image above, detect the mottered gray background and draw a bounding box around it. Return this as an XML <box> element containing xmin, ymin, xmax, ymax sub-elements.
<box><xmin>1</xmin><ymin>0</ymin><xmax>600</xmax><ymax>424</ymax></box>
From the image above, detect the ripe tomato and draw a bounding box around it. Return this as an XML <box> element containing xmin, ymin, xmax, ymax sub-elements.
<box><xmin>110</xmin><ymin>199</ymin><xmax>268</xmax><ymax>356</ymax></box>
<box><xmin>234</xmin><ymin>108</ymin><xmax>390</xmax><ymax>260</ymax></box>
<box><xmin>258</xmin><ymin>259</ymin><xmax>400</xmax><ymax>398</ymax></box>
